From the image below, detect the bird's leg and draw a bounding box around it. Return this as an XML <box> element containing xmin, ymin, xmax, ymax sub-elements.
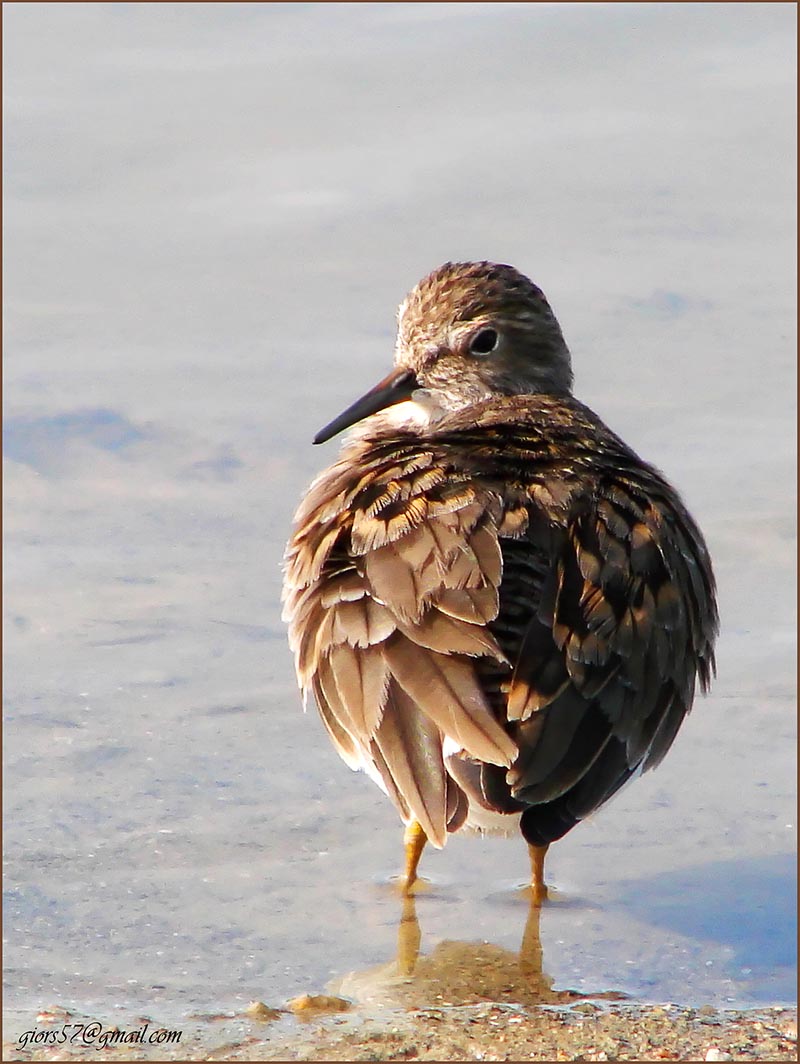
<box><xmin>402</xmin><ymin>820</ymin><xmax>427</xmax><ymax>894</ymax></box>
<box><xmin>528</xmin><ymin>842</ymin><xmax>550</xmax><ymax>906</ymax></box>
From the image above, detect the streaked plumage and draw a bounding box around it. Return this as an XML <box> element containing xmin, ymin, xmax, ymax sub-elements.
<box><xmin>283</xmin><ymin>262</ymin><xmax>717</xmax><ymax>896</ymax></box>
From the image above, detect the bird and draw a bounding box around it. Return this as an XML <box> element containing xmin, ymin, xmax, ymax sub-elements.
<box><xmin>282</xmin><ymin>261</ymin><xmax>718</xmax><ymax>903</ymax></box>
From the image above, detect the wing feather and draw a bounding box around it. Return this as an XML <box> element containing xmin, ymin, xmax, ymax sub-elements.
<box><xmin>382</xmin><ymin>634</ymin><xmax>516</xmax><ymax>767</ymax></box>
<box><xmin>328</xmin><ymin>642</ymin><xmax>389</xmax><ymax>739</ymax></box>
<box><xmin>283</xmin><ymin>436</ymin><xmax>519</xmax><ymax>837</ymax></box>
<box><xmin>371</xmin><ymin>681</ymin><xmax>449</xmax><ymax>847</ymax></box>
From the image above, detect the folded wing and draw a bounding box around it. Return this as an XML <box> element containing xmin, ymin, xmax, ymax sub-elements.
<box><xmin>283</xmin><ymin>441</ymin><xmax>516</xmax><ymax>847</ymax></box>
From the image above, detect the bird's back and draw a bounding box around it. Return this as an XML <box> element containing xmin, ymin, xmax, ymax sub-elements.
<box><xmin>283</xmin><ymin>392</ymin><xmax>717</xmax><ymax>849</ymax></box>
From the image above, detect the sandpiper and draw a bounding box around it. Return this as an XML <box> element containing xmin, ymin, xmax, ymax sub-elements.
<box><xmin>283</xmin><ymin>261</ymin><xmax>718</xmax><ymax>902</ymax></box>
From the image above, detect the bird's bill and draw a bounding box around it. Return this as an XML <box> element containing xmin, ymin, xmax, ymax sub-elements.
<box><xmin>313</xmin><ymin>366</ymin><xmax>418</xmax><ymax>444</ymax></box>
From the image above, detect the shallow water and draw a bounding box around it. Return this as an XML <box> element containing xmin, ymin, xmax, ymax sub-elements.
<box><xmin>4</xmin><ymin>2</ymin><xmax>796</xmax><ymax>1039</ymax></box>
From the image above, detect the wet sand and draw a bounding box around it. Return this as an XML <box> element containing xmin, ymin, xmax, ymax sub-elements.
<box><xmin>196</xmin><ymin>1005</ymin><xmax>799</xmax><ymax>1062</ymax></box>
<box><xmin>5</xmin><ymin>1001</ymin><xmax>797</xmax><ymax>1061</ymax></box>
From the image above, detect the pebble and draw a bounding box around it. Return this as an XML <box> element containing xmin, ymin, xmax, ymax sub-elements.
<box><xmin>287</xmin><ymin>993</ymin><xmax>351</xmax><ymax>1016</ymax></box>
<box><xmin>705</xmin><ymin>1048</ymin><xmax>733</xmax><ymax>1061</ymax></box>
<box><xmin>35</xmin><ymin>1008</ymin><xmax>72</xmax><ymax>1024</ymax></box>
<box><xmin>245</xmin><ymin>1000</ymin><xmax>283</xmax><ymax>1022</ymax></box>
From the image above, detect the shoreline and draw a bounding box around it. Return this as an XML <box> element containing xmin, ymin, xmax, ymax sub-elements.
<box><xmin>5</xmin><ymin>1001</ymin><xmax>797</xmax><ymax>1062</ymax></box>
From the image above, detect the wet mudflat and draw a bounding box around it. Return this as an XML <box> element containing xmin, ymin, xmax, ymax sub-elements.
<box><xmin>3</xmin><ymin>3</ymin><xmax>795</xmax><ymax>1059</ymax></box>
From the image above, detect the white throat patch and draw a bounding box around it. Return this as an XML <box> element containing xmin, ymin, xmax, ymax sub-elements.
<box><xmin>379</xmin><ymin>390</ymin><xmax>442</xmax><ymax>432</ymax></box>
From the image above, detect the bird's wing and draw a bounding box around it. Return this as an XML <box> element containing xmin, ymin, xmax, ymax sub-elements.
<box><xmin>495</xmin><ymin>467</ymin><xmax>717</xmax><ymax>839</ymax></box>
<box><xmin>282</xmin><ymin>437</ymin><xmax>517</xmax><ymax>847</ymax></box>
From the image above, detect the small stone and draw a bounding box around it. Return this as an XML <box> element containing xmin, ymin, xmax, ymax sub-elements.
<box><xmin>699</xmin><ymin>1005</ymin><xmax>716</xmax><ymax>1017</ymax></box>
<box><xmin>783</xmin><ymin>1022</ymin><xmax>798</xmax><ymax>1041</ymax></box>
<box><xmin>286</xmin><ymin>993</ymin><xmax>351</xmax><ymax>1016</ymax></box>
<box><xmin>35</xmin><ymin>1008</ymin><xmax>71</xmax><ymax>1024</ymax></box>
<box><xmin>245</xmin><ymin>1000</ymin><xmax>282</xmax><ymax>1022</ymax></box>
<box><xmin>704</xmin><ymin>1049</ymin><xmax>732</xmax><ymax>1061</ymax></box>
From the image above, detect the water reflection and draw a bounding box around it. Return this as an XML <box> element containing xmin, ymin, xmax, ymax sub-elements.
<box><xmin>334</xmin><ymin>892</ymin><xmax>627</xmax><ymax>1010</ymax></box>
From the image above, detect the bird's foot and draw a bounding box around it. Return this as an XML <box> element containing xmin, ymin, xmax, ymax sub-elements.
<box><xmin>531</xmin><ymin>881</ymin><xmax>549</xmax><ymax>907</ymax></box>
<box><xmin>393</xmin><ymin>872</ymin><xmax>431</xmax><ymax>896</ymax></box>
<box><xmin>517</xmin><ymin>881</ymin><xmax>551</xmax><ymax>906</ymax></box>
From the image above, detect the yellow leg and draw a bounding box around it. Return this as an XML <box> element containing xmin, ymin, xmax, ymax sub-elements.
<box><xmin>528</xmin><ymin>843</ymin><xmax>550</xmax><ymax>906</ymax></box>
<box><xmin>403</xmin><ymin>820</ymin><xmax>427</xmax><ymax>894</ymax></box>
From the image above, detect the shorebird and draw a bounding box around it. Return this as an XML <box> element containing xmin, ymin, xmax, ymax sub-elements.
<box><xmin>283</xmin><ymin>261</ymin><xmax>718</xmax><ymax>902</ymax></box>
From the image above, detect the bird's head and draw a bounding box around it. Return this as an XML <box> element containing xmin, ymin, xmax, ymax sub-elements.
<box><xmin>314</xmin><ymin>261</ymin><xmax>573</xmax><ymax>445</ymax></box>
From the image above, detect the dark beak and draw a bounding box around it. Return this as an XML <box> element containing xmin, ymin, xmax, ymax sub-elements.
<box><xmin>313</xmin><ymin>366</ymin><xmax>418</xmax><ymax>445</ymax></box>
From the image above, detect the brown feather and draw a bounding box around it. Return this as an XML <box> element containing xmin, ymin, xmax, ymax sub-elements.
<box><xmin>328</xmin><ymin>642</ymin><xmax>390</xmax><ymax>739</ymax></box>
<box><xmin>435</xmin><ymin>585</ymin><xmax>499</xmax><ymax>624</ymax></box>
<box><xmin>320</xmin><ymin>570</ymin><xmax>365</xmax><ymax>607</ymax></box>
<box><xmin>364</xmin><ymin>541</ymin><xmax>425</xmax><ymax>623</ymax></box>
<box><xmin>446</xmin><ymin>776</ymin><xmax>469</xmax><ymax>833</ymax></box>
<box><xmin>469</xmin><ymin>523</ymin><xmax>503</xmax><ymax>587</ymax></box>
<box><xmin>368</xmin><ymin>740</ymin><xmax>411</xmax><ymax>821</ymax></box>
<box><xmin>382</xmin><ymin>634</ymin><xmax>517</xmax><ymax>766</ymax></box>
<box><xmin>329</xmin><ymin>596</ymin><xmax>394</xmax><ymax>649</ymax></box>
<box><xmin>371</xmin><ymin>681</ymin><xmax>449</xmax><ymax>847</ymax></box>
<box><xmin>396</xmin><ymin>608</ymin><xmax>506</xmax><ymax>660</ymax></box>
<box><xmin>315</xmin><ymin>654</ymin><xmax>360</xmax><ymax>743</ymax></box>
<box><xmin>314</xmin><ymin>686</ymin><xmax>362</xmax><ymax>770</ymax></box>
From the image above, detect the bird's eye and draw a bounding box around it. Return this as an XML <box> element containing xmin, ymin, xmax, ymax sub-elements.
<box><xmin>468</xmin><ymin>328</ymin><xmax>499</xmax><ymax>356</ymax></box>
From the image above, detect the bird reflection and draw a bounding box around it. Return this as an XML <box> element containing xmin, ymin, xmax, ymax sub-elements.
<box><xmin>334</xmin><ymin>893</ymin><xmax>617</xmax><ymax>1009</ymax></box>
<box><xmin>393</xmin><ymin>893</ymin><xmax>561</xmax><ymax>1005</ymax></box>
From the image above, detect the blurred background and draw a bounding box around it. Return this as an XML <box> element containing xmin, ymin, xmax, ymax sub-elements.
<box><xmin>4</xmin><ymin>1</ymin><xmax>796</xmax><ymax>1032</ymax></box>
